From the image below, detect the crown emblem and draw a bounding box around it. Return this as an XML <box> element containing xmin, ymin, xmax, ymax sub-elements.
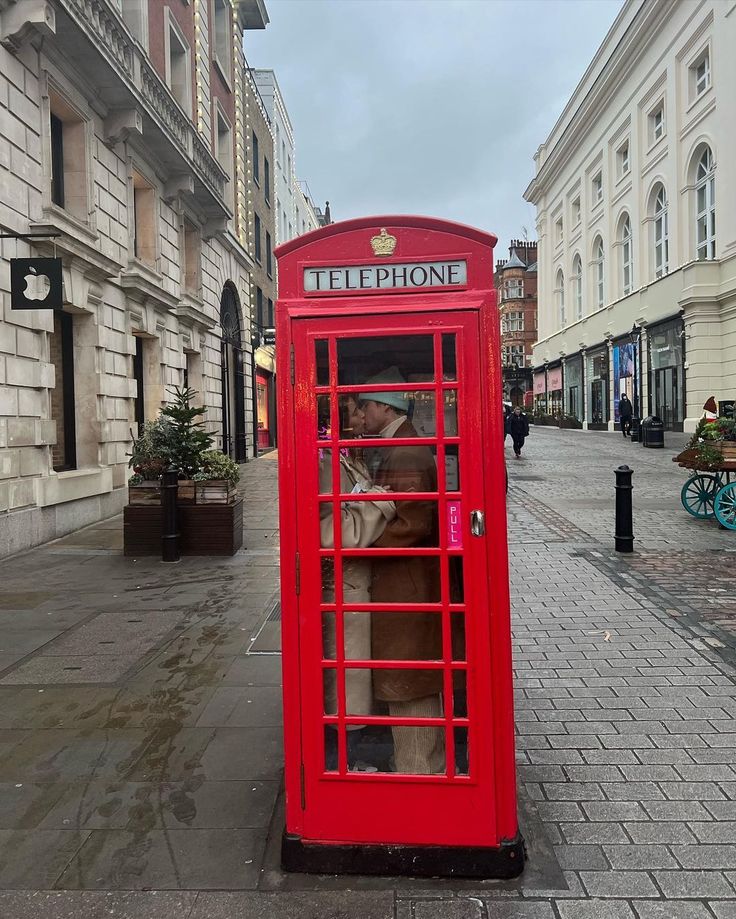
<box><xmin>370</xmin><ymin>228</ymin><xmax>397</xmax><ymax>257</ymax></box>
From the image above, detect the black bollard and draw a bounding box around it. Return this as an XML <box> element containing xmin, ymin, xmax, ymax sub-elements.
<box><xmin>161</xmin><ymin>465</ymin><xmax>180</xmax><ymax>562</ymax></box>
<box><xmin>614</xmin><ymin>465</ymin><xmax>634</xmax><ymax>553</ymax></box>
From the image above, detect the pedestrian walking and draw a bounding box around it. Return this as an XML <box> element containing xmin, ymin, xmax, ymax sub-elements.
<box><xmin>619</xmin><ymin>392</ymin><xmax>633</xmax><ymax>437</ymax></box>
<box><xmin>505</xmin><ymin>406</ymin><xmax>530</xmax><ymax>459</ymax></box>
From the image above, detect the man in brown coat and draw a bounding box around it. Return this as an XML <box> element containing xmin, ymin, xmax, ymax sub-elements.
<box><xmin>360</xmin><ymin>368</ymin><xmax>444</xmax><ymax>774</ymax></box>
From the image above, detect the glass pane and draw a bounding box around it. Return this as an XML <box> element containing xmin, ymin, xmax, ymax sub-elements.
<box><xmin>316</xmin><ymin>395</ymin><xmax>332</xmax><ymax>443</ymax></box>
<box><xmin>347</xmin><ymin>722</ymin><xmax>446</xmax><ymax>775</ymax></box>
<box><xmin>324</xmin><ymin>725</ymin><xmax>338</xmax><ymax>773</ymax></box>
<box><xmin>452</xmin><ymin>669</ymin><xmax>467</xmax><ymax>716</ymax></box>
<box><xmin>328</xmin><ymin>611</ymin><xmax>444</xmax><ymax>660</ymax></box>
<box><xmin>336</xmin><ymin>499</ymin><xmax>438</xmax><ymax>547</ymax></box>
<box><xmin>336</xmin><ymin>335</ymin><xmax>434</xmax><ymax>386</ymax></box>
<box><xmin>442</xmin><ymin>334</ymin><xmax>457</xmax><ymax>381</ymax></box>
<box><xmin>322</xmin><ymin>611</ymin><xmax>336</xmax><ymax>659</ymax></box>
<box><xmin>444</xmin><ymin>445</ymin><xmax>460</xmax><ymax>492</ymax></box>
<box><xmin>454</xmin><ymin>727</ymin><xmax>469</xmax><ymax>776</ymax></box>
<box><xmin>323</xmin><ymin>668</ymin><xmax>337</xmax><ymax>715</ymax></box>
<box><xmin>450</xmin><ymin>556</ymin><xmax>464</xmax><ymax>603</ymax></box>
<box><xmin>443</xmin><ymin>390</ymin><xmax>458</xmax><ymax>437</ymax></box>
<box><xmin>451</xmin><ymin>612</ymin><xmax>466</xmax><ymax>661</ymax></box>
<box><xmin>321</xmin><ymin>558</ymin><xmax>335</xmax><ymax>603</ymax></box>
<box><xmin>365</xmin><ymin>555</ymin><xmax>441</xmax><ymax>604</ymax></box>
<box><xmin>315</xmin><ymin>339</ymin><xmax>329</xmax><ymax>386</ymax></box>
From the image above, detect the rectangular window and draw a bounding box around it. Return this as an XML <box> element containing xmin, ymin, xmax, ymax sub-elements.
<box><xmin>132</xmin><ymin>169</ymin><xmax>156</xmax><ymax>266</ymax></box>
<box><xmin>506</xmin><ymin>311</ymin><xmax>524</xmax><ymax>332</ymax></box>
<box><xmin>48</xmin><ymin>96</ymin><xmax>89</xmax><ymax>222</ymax></box>
<box><xmin>252</xmin><ymin>132</ymin><xmax>260</xmax><ymax>184</ymax></box>
<box><xmin>264</xmin><ymin>157</ymin><xmax>270</xmax><ymax>204</ymax></box>
<box><xmin>267</xmin><ymin>297</ymin><xmax>274</xmax><ymax>327</ymax></box>
<box><xmin>182</xmin><ymin>218</ymin><xmax>201</xmax><ymax>293</ymax></box>
<box><xmin>120</xmin><ymin>0</ymin><xmax>148</xmax><ymax>49</ymax></box>
<box><xmin>256</xmin><ymin>285</ymin><xmax>264</xmax><ymax>328</ymax></box>
<box><xmin>555</xmin><ymin>217</ymin><xmax>563</xmax><ymax>245</ymax></box>
<box><xmin>133</xmin><ymin>335</ymin><xmax>145</xmax><ymax>434</ymax></box>
<box><xmin>215</xmin><ymin>108</ymin><xmax>233</xmax><ymax>209</ymax></box>
<box><xmin>503</xmin><ymin>279</ymin><xmax>524</xmax><ymax>300</ymax></box>
<box><xmin>617</xmin><ymin>140</ymin><xmax>630</xmax><ymax>178</ymax></box>
<box><xmin>691</xmin><ymin>50</ymin><xmax>711</xmax><ymax>99</ymax></box>
<box><xmin>50</xmin><ymin>312</ymin><xmax>76</xmax><ymax>472</ymax></box>
<box><xmin>649</xmin><ymin>104</ymin><xmax>665</xmax><ymax>144</ymax></box>
<box><xmin>266</xmin><ymin>231</ymin><xmax>272</xmax><ymax>277</ymax></box>
<box><xmin>166</xmin><ymin>15</ymin><xmax>191</xmax><ymax>114</ymax></box>
<box><xmin>213</xmin><ymin>0</ymin><xmax>232</xmax><ymax>83</ymax></box>
<box><xmin>572</xmin><ymin>196</ymin><xmax>581</xmax><ymax>226</ymax></box>
<box><xmin>50</xmin><ymin>113</ymin><xmax>65</xmax><ymax>207</ymax></box>
<box><xmin>592</xmin><ymin>172</ymin><xmax>603</xmax><ymax>205</ymax></box>
<box><xmin>254</xmin><ymin>213</ymin><xmax>262</xmax><ymax>262</ymax></box>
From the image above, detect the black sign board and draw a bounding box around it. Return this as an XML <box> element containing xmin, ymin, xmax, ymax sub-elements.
<box><xmin>10</xmin><ymin>258</ymin><xmax>63</xmax><ymax>310</ymax></box>
<box><xmin>262</xmin><ymin>328</ymin><xmax>276</xmax><ymax>346</ymax></box>
<box><xmin>720</xmin><ymin>400</ymin><xmax>735</xmax><ymax>419</ymax></box>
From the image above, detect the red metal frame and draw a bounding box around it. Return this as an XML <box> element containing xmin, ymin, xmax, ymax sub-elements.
<box><xmin>276</xmin><ymin>216</ymin><xmax>518</xmax><ymax>853</ymax></box>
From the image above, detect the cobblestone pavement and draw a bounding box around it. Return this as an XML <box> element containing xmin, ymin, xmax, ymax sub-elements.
<box><xmin>0</xmin><ymin>430</ymin><xmax>735</xmax><ymax>917</ymax></box>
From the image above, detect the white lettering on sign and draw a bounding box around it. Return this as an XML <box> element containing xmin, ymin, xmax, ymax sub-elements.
<box><xmin>303</xmin><ymin>260</ymin><xmax>467</xmax><ymax>293</ymax></box>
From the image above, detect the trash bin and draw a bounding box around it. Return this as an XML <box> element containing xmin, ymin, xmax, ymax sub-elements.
<box><xmin>641</xmin><ymin>415</ymin><xmax>665</xmax><ymax>448</ymax></box>
<box><xmin>630</xmin><ymin>416</ymin><xmax>641</xmax><ymax>443</ymax></box>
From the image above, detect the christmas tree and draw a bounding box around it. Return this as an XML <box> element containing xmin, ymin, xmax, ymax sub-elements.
<box><xmin>160</xmin><ymin>386</ymin><xmax>213</xmax><ymax>478</ymax></box>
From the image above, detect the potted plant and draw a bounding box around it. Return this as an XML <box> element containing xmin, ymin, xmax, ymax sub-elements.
<box><xmin>193</xmin><ymin>449</ymin><xmax>240</xmax><ymax>504</ymax></box>
<box><xmin>127</xmin><ymin>419</ymin><xmax>174</xmax><ymax>505</ymax></box>
<box><xmin>158</xmin><ymin>386</ymin><xmax>214</xmax><ymax>503</ymax></box>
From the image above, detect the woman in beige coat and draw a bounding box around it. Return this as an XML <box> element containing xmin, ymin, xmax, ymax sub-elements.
<box><xmin>319</xmin><ymin>396</ymin><xmax>396</xmax><ymax>732</ymax></box>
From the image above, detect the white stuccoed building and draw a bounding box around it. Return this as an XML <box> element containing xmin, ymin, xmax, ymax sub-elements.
<box><xmin>524</xmin><ymin>0</ymin><xmax>736</xmax><ymax>433</ymax></box>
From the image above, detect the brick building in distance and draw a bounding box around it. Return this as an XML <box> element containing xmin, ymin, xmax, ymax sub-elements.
<box><xmin>495</xmin><ymin>240</ymin><xmax>538</xmax><ymax>408</ymax></box>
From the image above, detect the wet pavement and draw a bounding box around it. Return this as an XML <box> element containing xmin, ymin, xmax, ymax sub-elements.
<box><xmin>0</xmin><ymin>430</ymin><xmax>734</xmax><ymax>916</ymax></box>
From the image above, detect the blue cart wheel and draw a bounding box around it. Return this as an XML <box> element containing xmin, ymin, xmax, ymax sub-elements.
<box><xmin>681</xmin><ymin>474</ymin><xmax>719</xmax><ymax>519</ymax></box>
<box><xmin>714</xmin><ymin>482</ymin><xmax>736</xmax><ymax>530</ymax></box>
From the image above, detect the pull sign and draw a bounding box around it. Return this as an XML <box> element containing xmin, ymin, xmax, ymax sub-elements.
<box><xmin>447</xmin><ymin>500</ymin><xmax>463</xmax><ymax>549</ymax></box>
<box><xmin>10</xmin><ymin>258</ymin><xmax>63</xmax><ymax>310</ymax></box>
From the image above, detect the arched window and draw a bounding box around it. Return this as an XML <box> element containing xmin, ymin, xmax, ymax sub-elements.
<box><xmin>555</xmin><ymin>268</ymin><xmax>565</xmax><ymax>327</ymax></box>
<box><xmin>695</xmin><ymin>146</ymin><xmax>715</xmax><ymax>260</ymax></box>
<box><xmin>593</xmin><ymin>236</ymin><xmax>604</xmax><ymax>308</ymax></box>
<box><xmin>652</xmin><ymin>184</ymin><xmax>668</xmax><ymax>278</ymax></box>
<box><xmin>619</xmin><ymin>214</ymin><xmax>633</xmax><ymax>296</ymax></box>
<box><xmin>572</xmin><ymin>254</ymin><xmax>583</xmax><ymax>320</ymax></box>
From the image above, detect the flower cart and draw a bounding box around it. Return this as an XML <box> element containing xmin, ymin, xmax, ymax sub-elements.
<box><xmin>674</xmin><ymin>417</ymin><xmax>736</xmax><ymax>530</ymax></box>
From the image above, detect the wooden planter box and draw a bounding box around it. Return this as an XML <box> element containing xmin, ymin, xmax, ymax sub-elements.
<box><xmin>195</xmin><ymin>479</ymin><xmax>236</xmax><ymax>504</ymax></box>
<box><xmin>127</xmin><ymin>479</ymin><xmax>196</xmax><ymax>506</ymax></box>
<box><xmin>123</xmin><ymin>497</ymin><xmax>243</xmax><ymax>556</ymax></box>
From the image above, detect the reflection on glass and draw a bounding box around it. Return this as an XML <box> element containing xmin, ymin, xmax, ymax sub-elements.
<box><xmin>445</xmin><ymin>445</ymin><xmax>460</xmax><ymax>491</ymax></box>
<box><xmin>318</xmin><ymin>448</ymin><xmax>333</xmax><ymax>495</ymax></box>
<box><xmin>336</xmin><ymin>335</ymin><xmax>434</xmax><ymax>386</ymax></box>
<box><xmin>407</xmin><ymin>391</ymin><xmax>436</xmax><ymax>437</ymax></box>
<box><xmin>442</xmin><ymin>334</ymin><xmax>457</xmax><ymax>381</ymax></box>
<box><xmin>443</xmin><ymin>389</ymin><xmax>458</xmax><ymax>437</ymax></box>
<box><xmin>346</xmin><ymin>723</ymin><xmax>445</xmax><ymax>775</ymax></box>
<box><xmin>369</xmin><ymin>556</ymin><xmax>441</xmax><ymax>603</ymax></box>
<box><xmin>454</xmin><ymin>727</ymin><xmax>469</xmax><ymax>776</ymax></box>
<box><xmin>316</xmin><ymin>339</ymin><xmax>329</xmax><ymax>386</ymax></box>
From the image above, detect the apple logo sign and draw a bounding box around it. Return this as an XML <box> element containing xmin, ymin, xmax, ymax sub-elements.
<box><xmin>10</xmin><ymin>257</ymin><xmax>62</xmax><ymax>310</ymax></box>
<box><xmin>23</xmin><ymin>265</ymin><xmax>51</xmax><ymax>302</ymax></box>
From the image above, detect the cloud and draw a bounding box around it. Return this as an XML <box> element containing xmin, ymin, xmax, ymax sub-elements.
<box><xmin>248</xmin><ymin>0</ymin><xmax>623</xmax><ymax>256</ymax></box>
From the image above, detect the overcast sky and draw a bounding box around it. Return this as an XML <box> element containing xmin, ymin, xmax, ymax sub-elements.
<box><xmin>247</xmin><ymin>0</ymin><xmax>623</xmax><ymax>258</ymax></box>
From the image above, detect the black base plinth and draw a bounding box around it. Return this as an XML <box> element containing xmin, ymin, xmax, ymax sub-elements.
<box><xmin>281</xmin><ymin>830</ymin><xmax>526</xmax><ymax>879</ymax></box>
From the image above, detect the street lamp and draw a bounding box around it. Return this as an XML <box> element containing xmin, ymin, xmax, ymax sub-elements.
<box><xmin>629</xmin><ymin>322</ymin><xmax>641</xmax><ymax>418</ymax></box>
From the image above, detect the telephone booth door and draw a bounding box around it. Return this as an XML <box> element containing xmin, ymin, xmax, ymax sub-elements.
<box><xmin>291</xmin><ymin>309</ymin><xmax>505</xmax><ymax>849</ymax></box>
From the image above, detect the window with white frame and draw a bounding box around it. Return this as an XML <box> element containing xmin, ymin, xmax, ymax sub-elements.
<box><xmin>505</xmin><ymin>311</ymin><xmax>524</xmax><ymax>332</ymax></box>
<box><xmin>555</xmin><ymin>217</ymin><xmax>563</xmax><ymax>245</ymax></box>
<box><xmin>620</xmin><ymin>215</ymin><xmax>633</xmax><ymax>295</ymax></box>
<box><xmin>572</xmin><ymin>196</ymin><xmax>581</xmax><ymax>227</ymax></box>
<box><xmin>503</xmin><ymin>278</ymin><xmax>524</xmax><ymax>300</ymax></box>
<box><xmin>119</xmin><ymin>0</ymin><xmax>148</xmax><ymax>48</ymax></box>
<box><xmin>166</xmin><ymin>13</ymin><xmax>191</xmax><ymax>115</ymax></box>
<box><xmin>555</xmin><ymin>269</ymin><xmax>565</xmax><ymax>327</ymax></box>
<box><xmin>593</xmin><ymin>236</ymin><xmax>604</xmax><ymax>308</ymax></box>
<box><xmin>509</xmin><ymin>345</ymin><xmax>525</xmax><ymax>365</ymax></box>
<box><xmin>617</xmin><ymin>140</ymin><xmax>630</xmax><ymax>179</ymax></box>
<box><xmin>652</xmin><ymin>184</ymin><xmax>669</xmax><ymax>279</ymax></box>
<box><xmin>131</xmin><ymin>169</ymin><xmax>157</xmax><ymax>267</ymax></box>
<box><xmin>695</xmin><ymin>146</ymin><xmax>715</xmax><ymax>260</ymax></box>
<box><xmin>592</xmin><ymin>171</ymin><xmax>603</xmax><ymax>205</ymax></box>
<box><xmin>690</xmin><ymin>49</ymin><xmax>711</xmax><ymax>101</ymax></box>
<box><xmin>215</xmin><ymin>106</ymin><xmax>233</xmax><ymax>210</ymax></box>
<box><xmin>649</xmin><ymin>103</ymin><xmax>665</xmax><ymax>145</ymax></box>
<box><xmin>572</xmin><ymin>254</ymin><xmax>583</xmax><ymax>320</ymax></box>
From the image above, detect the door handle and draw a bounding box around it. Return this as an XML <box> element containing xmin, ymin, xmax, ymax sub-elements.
<box><xmin>470</xmin><ymin>510</ymin><xmax>486</xmax><ymax>537</ymax></box>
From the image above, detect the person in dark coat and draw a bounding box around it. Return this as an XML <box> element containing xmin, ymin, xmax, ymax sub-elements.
<box><xmin>505</xmin><ymin>406</ymin><xmax>530</xmax><ymax>459</ymax></box>
<box><xmin>619</xmin><ymin>393</ymin><xmax>633</xmax><ymax>437</ymax></box>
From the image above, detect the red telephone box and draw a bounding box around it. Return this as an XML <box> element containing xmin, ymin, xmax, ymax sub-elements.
<box><xmin>275</xmin><ymin>216</ymin><xmax>524</xmax><ymax>878</ymax></box>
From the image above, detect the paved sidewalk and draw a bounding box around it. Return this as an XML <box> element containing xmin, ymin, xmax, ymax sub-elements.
<box><xmin>0</xmin><ymin>431</ymin><xmax>734</xmax><ymax>917</ymax></box>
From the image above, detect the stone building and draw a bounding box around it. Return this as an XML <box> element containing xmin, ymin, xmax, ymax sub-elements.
<box><xmin>524</xmin><ymin>0</ymin><xmax>736</xmax><ymax>432</ymax></box>
<box><xmin>0</xmin><ymin>0</ymin><xmax>268</xmax><ymax>559</ymax></box>
<box><xmin>495</xmin><ymin>240</ymin><xmax>538</xmax><ymax>409</ymax></box>
<box><xmin>244</xmin><ymin>65</ymin><xmax>277</xmax><ymax>452</ymax></box>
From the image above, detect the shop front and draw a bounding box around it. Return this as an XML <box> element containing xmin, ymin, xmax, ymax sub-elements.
<box><xmin>547</xmin><ymin>364</ymin><xmax>563</xmax><ymax>418</ymax></box>
<box><xmin>586</xmin><ymin>346</ymin><xmax>609</xmax><ymax>430</ymax></box>
<box><xmin>533</xmin><ymin>369</ymin><xmax>546</xmax><ymax>415</ymax></box>
<box><xmin>564</xmin><ymin>354</ymin><xmax>583</xmax><ymax>423</ymax></box>
<box><xmin>647</xmin><ymin>316</ymin><xmax>685</xmax><ymax>431</ymax></box>
<box><xmin>612</xmin><ymin>336</ymin><xmax>639</xmax><ymax>427</ymax></box>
